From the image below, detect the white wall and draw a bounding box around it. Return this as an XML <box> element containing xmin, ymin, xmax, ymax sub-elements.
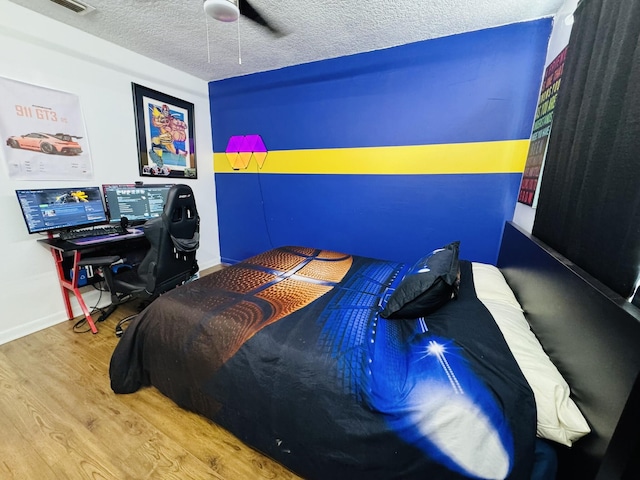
<box><xmin>0</xmin><ymin>2</ymin><xmax>220</xmax><ymax>344</ymax></box>
<box><xmin>512</xmin><ymin>0</ymin><xmax>578</xmax><ymax>232</ymax></box>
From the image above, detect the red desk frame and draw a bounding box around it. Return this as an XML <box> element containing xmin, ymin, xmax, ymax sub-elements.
<box><xmin>50</xmin><ymin>247</ymin><xmax>99</xmax><ymax>333</ymax></box>
<box><xmin>39</xmin><ymin>231</ymin><xmax>145</xmax><ymax>334</ymax></box>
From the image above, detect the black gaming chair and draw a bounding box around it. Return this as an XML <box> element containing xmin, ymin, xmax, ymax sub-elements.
<box><xmin>79</xmin><ymin>184</ymin><xmax>199</xmax><ymax>330</ymax></box>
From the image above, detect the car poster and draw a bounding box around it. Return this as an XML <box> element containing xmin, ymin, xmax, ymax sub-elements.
<box><xmin>0</xmin><ymin>76</ymin><xmax>93</xmax><ymax>180</ymax></box>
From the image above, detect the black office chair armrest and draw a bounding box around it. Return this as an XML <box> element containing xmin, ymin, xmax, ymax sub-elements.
<box><xmin>78</xmin><ymin>255</ymin><xmax>121</xmax><ymax>267</ymax></box>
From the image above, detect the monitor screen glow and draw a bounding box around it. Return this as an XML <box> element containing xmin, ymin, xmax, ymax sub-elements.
<box><xmin>15</xmin><ymin>186</ymin><xmax>108</xmax><ymax>234</ymax></box>
<box><xmin>102</xmin><ymin>184</ymin><xmax>173</xmax><ymax>225</ymax></box>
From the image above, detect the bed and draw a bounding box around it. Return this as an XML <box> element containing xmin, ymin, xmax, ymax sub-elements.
<box><xmin>497</xmin><ymin>222</ymin><xmax>640</xmax><ymax>479</ymax></box>
<box><xmin>109</xmin><ymin>222</ymin><xmax>640</xmax><ymax>479</ymax></box>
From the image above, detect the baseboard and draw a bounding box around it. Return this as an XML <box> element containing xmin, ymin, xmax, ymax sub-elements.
<box><xmin>0</xmin><ymin>287</ymin><xmax>112</xmax><ymax>346</ymax></box>
<box><xmin>1</xmin><ymin>261</ymin><xmax>222</xmax><ymax>346</ymax></box>
<box><xmin>0</xmin><ymin>312</ymin><xmax>67</xmax><ymax>346</ymax></box>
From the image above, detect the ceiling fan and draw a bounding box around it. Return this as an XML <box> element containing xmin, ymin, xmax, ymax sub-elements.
<box><xmin>203</xmin><ymin>0</ymin><xmax>283</xmax><ymax>37</ymax></box>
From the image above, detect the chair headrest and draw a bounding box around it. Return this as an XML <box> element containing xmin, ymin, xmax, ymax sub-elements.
<box><xmin>164</xmin><ymin>184</ymin><xmax>197</xmax><ymax>210</ymax></box>
<box><xmin>162</xmin><ymin>184</ymin><xmax>199</xmax><ymax>244</ymax></box>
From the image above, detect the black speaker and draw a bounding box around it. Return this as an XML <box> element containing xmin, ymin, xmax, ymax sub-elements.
<box><xmin>120</xmin><ymin>216</ymin><xmax>129</xmax><ymax>230</ymax></box>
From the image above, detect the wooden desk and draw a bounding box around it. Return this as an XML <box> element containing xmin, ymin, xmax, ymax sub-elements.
<box><xmin>38</xmin><ymin>230</ymin><xmax>147</xmax><ymax>334</ymax></box>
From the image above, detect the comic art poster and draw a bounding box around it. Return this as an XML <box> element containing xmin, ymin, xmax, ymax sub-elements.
<box><xmin>132</xmin><ymin>83</ymin><xmax>197</xmax><ymax>179</ymax></box>
<box><xmin>518</xmin><ymin>47</ymin><xmax>568</xmax><ymax>206</ymax></box>
<box><xmin>0</xmin><ymin>76</ymin><xmax>93</xmax><ymax>180</ymax></box>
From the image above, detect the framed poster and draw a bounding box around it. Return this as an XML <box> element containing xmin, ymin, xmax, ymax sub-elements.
<box><xmin>518</xmin><ymin>47</ymin><xmax>567</xmax><ymax>206</ymax></box>
<box><xmin>0</xmin><ymin>76</ymin><xmax>93</xmax><ymax>180</ymax></box>
<box><xmin>132</xmin><ymin>83</ymin><xmax>197</xmax><ymax>179</ymax></box>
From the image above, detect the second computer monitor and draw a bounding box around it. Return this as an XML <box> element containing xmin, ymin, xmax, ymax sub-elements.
<box><xmin>103</xmin><ymin>184</ymin><xmax>173</xmax><ymax>225</ymax></box>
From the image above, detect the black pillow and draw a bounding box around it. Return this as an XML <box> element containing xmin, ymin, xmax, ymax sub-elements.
<box><xmin>380</xmin><ymin>241</ymin><xmax>460</xmax><ymax>319</ymax></box>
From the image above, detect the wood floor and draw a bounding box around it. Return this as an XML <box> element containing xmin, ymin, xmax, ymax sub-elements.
<box><xmin>0</xmin><ymin>268</ymin><xmax>302</xmax><ymax>480</ymax></box>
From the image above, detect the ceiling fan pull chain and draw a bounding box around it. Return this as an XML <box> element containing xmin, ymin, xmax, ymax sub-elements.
<box><xmin>237</xmin><ymin>1</ymin><xmax>242</xmax><ymax>65</ymax></box>
<box><xmin>205</xmin><ymin>14</ymin><xmax>211</xmax><ymax>63</ymax></box>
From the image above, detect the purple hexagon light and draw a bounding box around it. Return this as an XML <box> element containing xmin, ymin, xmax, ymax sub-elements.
<box><xmin>225</xmin><ymin>134</ymin><xmax>268</xmax><ymax>170</ymax></box>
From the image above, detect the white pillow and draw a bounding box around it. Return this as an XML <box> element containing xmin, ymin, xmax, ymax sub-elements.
<box><xmin>472</xmin><ymin>262</ymin><xmax>591</xmax><ymax>446</ymax></box>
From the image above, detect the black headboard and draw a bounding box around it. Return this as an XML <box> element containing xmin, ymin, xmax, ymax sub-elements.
<box><xmin>497</xmin><ymin>222</ymin><xmax>640</xmax><ymax>480</ymax></box>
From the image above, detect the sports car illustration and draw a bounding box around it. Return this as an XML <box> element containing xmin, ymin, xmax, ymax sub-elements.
<box><xmin>6</xmin><ymin>132</ymin><xmax>83</xmax><ymax>155</ymax></box>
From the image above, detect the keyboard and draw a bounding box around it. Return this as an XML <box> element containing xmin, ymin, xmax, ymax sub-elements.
<box><xmin>59</xmin><ymin>224</ymin><xmax>128</xmax><ymax>240</ymax></box>
<box><xmin>69</xmin><ymin>228</ymin><xmax>144</xmax><ymax>245</ymax></box>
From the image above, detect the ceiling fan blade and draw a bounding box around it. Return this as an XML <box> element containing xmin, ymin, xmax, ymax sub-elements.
<box><xmin>239</xmin><ymin>0</ymin><xmax>284</xmax><ymax>36</ymax></box>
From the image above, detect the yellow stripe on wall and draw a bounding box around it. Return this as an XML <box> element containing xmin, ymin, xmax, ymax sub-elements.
<box><xmin>213</xmin><ymin>140</ymin><xmax>530</xmax><ymax>175</ymax></box>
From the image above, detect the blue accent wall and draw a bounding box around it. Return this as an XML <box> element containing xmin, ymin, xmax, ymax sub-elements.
<box><xmin>216</xmin><ymin>172</ymin><xmax>523</xmax><ymax>263</ymax></box>
<box><xmin>210</xmin><ymin>20</ymin><xmax>552</xmax><ymax>264</ymax></box>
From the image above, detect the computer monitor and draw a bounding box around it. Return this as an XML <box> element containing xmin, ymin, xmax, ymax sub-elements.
<box><xmin>101</xmin><ymin>183</ymin><xmax>135</xmax><ymax>220</ymax></box>
<box><xmin>103</xmin><ymin>184</ymin><xmax>173</xmax><ymax>225</ymax></box>
<box><xmin>15</xmin><ymin>186</ymin><xmax>108</xmax><ymax>234</ymax></box>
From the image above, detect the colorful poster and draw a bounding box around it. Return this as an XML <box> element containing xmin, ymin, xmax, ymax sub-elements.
<box><xmin>132</xmin><ymin>83</ymin><xmax>197</xmax><ymax>179</ymax></box>
<box><xmin>0</xmin><ymin>76</ymin><xmax>93</xmax><ymax>180</ymax></box>
<box><xmin>518</xmin><ymin>47</ymin><xmax>567</xmax><ymax>206</ymax></box>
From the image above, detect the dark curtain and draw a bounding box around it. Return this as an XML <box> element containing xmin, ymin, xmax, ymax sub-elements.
<box><xmin>533</xmin><ymin>0</ymin><xmax>640</xmax><ymax>298</ymax></box>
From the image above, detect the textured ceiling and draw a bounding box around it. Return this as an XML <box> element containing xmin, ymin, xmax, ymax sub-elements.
<box><xmin>9</xmin><ymin>0</ymin><xmax>570</xmax><ymax>82</ymax></box>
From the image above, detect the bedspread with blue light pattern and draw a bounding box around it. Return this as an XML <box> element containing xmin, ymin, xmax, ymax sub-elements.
<box><xmin>110</xmin><ymin>247</ymin><xmax>536</xmax><ymax>479</ymax></box>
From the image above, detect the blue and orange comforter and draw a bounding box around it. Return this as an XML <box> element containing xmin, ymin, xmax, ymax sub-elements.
<box><xmin>110</xmin><ymin>246</ymin><xmax>536</xmax><ymax>479</ymax></box>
